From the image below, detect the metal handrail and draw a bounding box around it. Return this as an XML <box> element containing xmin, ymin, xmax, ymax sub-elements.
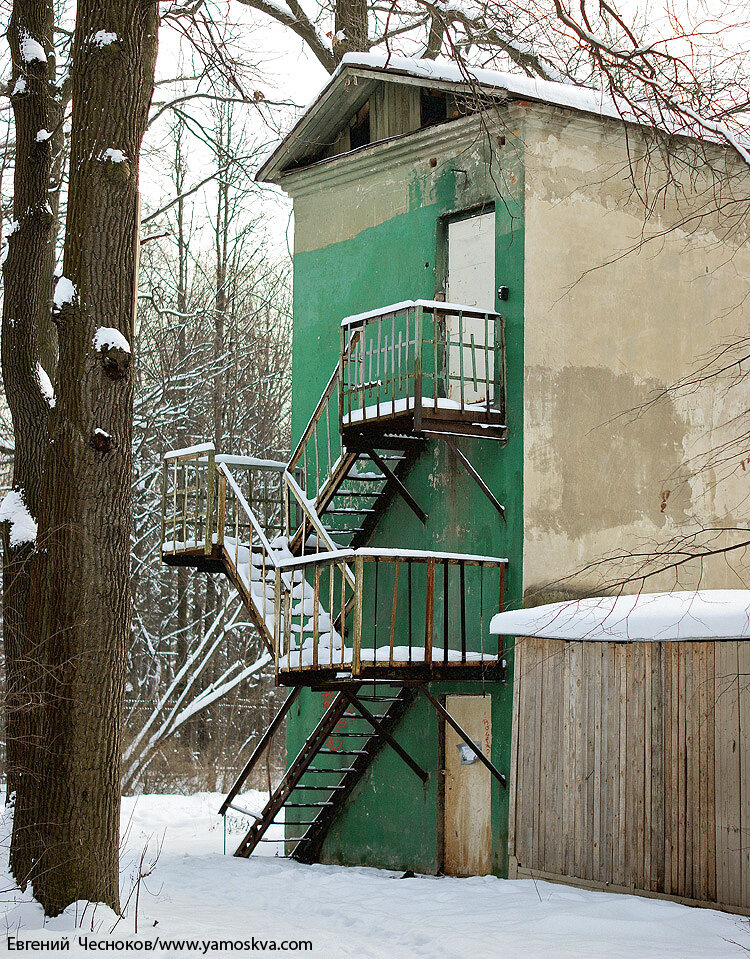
<box><xmin>273</xmin><ymin>547</ymin><xmax>507</xmax><ymax>677</ymax></box>
<box><xmin>340</xmin><ymin>300</ymin><xmax>505</xmax><ymax>429</ymax></box>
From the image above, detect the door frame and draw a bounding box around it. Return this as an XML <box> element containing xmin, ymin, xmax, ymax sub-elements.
<box><xmin>435</xmin><ymin>201</ymin><xmax>496</xmax><ymax>301</ymax></box>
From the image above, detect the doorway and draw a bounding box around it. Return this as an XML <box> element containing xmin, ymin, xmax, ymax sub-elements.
<box><xmin>445</xmin><ymin>210</ymin><xmax>496</xmax><ymax>405</ymax></box>
<box><xmin>443</xmin><ymin>694</ymin><xmax>493</xmax><ymax>876</ymax></box>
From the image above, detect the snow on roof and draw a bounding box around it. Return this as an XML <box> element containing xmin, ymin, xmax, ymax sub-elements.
<box><xmin>490</xmin><ymin>590</ymin><xmax>750</xmax><ymax>642</ymax></box>
<box><xmin>337</xmin><ymin>52</ymin><xmax>624</xmax><ymax>123</ymax></box>
<box><xmin>257</xmin><ymin>52</ymin><xmax>642</xmax><ymax>182</ymax></box>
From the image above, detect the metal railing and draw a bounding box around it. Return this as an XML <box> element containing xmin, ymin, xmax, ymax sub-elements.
<box><xmin>161</xmin><ymin>444</ymin><xmax>287</xmax><ymax>560</ymax></box>
<box><xmin>286</xmin><ymin>353</ymin><xmax>349</xmax><ymax>509</ymax></box>
<box><xmin>273</xmin><ymin>547</ymin><xmax>507</xmax><ymax>679</ymax></box>
<box><xmin>340</xmin><ymin>300</ymin><xmax>506</xmax><ymax>431</ymax></box>
<box><xmin>161</xmin><ymin>443</ymin><xmax>217</xmax><ymax>557</ymax></box>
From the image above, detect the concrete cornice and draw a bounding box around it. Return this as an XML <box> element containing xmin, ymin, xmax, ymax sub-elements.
<box><xmin>278</xmin><ymin>112</ymin><xmax>501</xmax><ymax>199</ymax></box>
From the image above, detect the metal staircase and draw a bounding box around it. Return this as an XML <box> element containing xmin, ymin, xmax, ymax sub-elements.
<box><xmin>222</xmin><ymin>684</ymin><xmax>424</xmax><ymax>862</ymax></box>
<box><xmin>160</xmin><ymin>298</ymin><xmax>511</xmax><ymax>860</ymax></box>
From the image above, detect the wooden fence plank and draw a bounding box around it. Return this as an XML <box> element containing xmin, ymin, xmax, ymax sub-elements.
<box><xmin>509</xmin><ymin>637</ymin><xmax>750</xmax><ymax>912</ymax></box>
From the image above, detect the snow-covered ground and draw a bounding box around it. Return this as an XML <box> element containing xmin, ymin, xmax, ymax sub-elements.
<box><xmin>0</xmin><ymin>791</ymin><xmax>748</xmax><ymax>957</ymax></box>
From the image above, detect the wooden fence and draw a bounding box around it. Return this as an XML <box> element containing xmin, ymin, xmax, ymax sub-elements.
<box><xmin>509</xmin><ymin>637</ymin><xmax>750</xmax><ymax>913</ymax></box>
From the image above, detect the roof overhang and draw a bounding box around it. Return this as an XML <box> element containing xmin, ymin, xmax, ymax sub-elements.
<box><xmin>255</xmin><ymin>53</ymin><xmax>622</xmax><ymax>185</ymax></box>
<box><xmin>490</xmin><ymin>590</ymin><xmax>750</xmax><ymax>642</ymax></box>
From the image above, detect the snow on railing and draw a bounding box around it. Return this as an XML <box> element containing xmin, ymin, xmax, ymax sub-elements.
<box><xmin>274</xmin><ymin>547</ymin><xmax>508</xmax><ymax>679</ymax></box>
<box><xmin>160</xmin><ymin>445</ymin><xmax>287</xmax><ymax>562</ymax></box>
<box><xmin>339</xmin><ymin>301</ymin><xmax>506</xmax><ymax>431</ymax></box>
<box><xmin>161</xmin><ymin>444</ymin><xmax>217</xmax><ymax>558</ymax></box>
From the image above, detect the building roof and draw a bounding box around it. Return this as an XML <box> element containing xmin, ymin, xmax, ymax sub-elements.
<box><xmin>490</xmin><ymin>590</ymin><xmax>750</xmax><ymax>642</ymax></box>
<box><xmin>256</xmin><ymin>52</ymin><xmax>646</xmax><ymax>184</ymax></box>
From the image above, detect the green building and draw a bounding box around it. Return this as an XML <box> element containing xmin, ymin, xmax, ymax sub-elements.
<box><xmin>162</xmin><ymin>54</ymin><xmax>750</xmax><ymax>889</ymax></box>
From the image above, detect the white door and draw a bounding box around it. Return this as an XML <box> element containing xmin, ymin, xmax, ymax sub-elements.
<box><xmin>446</xmin><ymin>212</ymin><xmax>496</xmax><ymax>405</ymax></box>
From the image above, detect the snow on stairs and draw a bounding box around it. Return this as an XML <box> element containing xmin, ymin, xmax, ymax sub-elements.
<box><xmin>229</xmin><ymin>684</ymin><xmax>418</xmax><ymax>861</ymax></box>
<box><xmin>222</xmin><ymin>530</ymin><xmax>348</xmax><ymax>668</ymax></box>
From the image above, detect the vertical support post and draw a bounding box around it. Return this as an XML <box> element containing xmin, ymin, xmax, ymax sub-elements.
<box><xmin>204</xmin><ymin>447</ymin><xmax>215</xmax><ymax>555</ymax></box>
<box><xmin>389</xmin><ymin>561</ymin><xmax>399</xmax><ymax>667</ymax></box>
<box><xmin>458</xmin><ymin>310</ymin><xmax>465</xmax><ymax>413</ymax></box>
<box><xmin>353</xmin><ymin>554</ymin><xmax>364</xmax><ymax>676</ymax></box>
<box><xmin>414</xmin><ymin>305</ymin><xmax>423</xmax><ymax>431</ymax></box>
<box><xmin>340</xmin><ymin>324</ymin><xmax>346</xmax><ymax>433</ymax></box>
<box><xmin>312</xmin><ymin>564</ymin><xmax>320</xmax><ymax>670</ymax></box>
<box><xmin>459</xmin><ymin>561</ymin><xmax>466</xmax><ymax>663</ymax></box>
<box><xmin>484</xmin><ymin>312</ymin><xmax>490</xmax><ymax>414</ymax></box>
<box><xmin>340</xmin><ymin>563</ymin><xmax>347</xmax><ymax>669</ymax></box>
<box><xmin>499</xmin><ymin>313</ymin><xmax>507</xmax><ymax>422</ymax></box>
<box><xmin>274</xmin><ymin>567</ymin><xmax>281</xmax><ymax>682</ymax></box>
<box><xmin>498</xmin><ymin>562</ymin><xmax>505</xmax><ymax>661</ymax></box>
<box><xmin>160</xmin><ymin>459</ymin><xmax>167</xmax><ymax>553</ymax></box>
<box><xmin>425</xmin><ymin>559</ymin><xmax>435</xmax><ymax>668</ymax></box>
<box><xmin>443</xmin><ymin>560</ymin><xmax>449</xmax><ymax>664</ymax></box>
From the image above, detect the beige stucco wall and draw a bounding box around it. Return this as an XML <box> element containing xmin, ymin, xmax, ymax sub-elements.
<box><xmin>522</xmin><ymin>107</ymin><xmax>750</xmax><ymax>595</ymax></box>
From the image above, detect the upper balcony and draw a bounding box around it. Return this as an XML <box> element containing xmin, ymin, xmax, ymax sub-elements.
<box><xmin>340</xmin><ymin>300</ymin><xmax>507</xmax><ymax>445</ymax></box>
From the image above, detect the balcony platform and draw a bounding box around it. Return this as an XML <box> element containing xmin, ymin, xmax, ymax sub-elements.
<box><xmin>276</xmin><ymin>660</ymin><xmax>506</xmax><ymax>688</ymax></box>
<box><xmin>340</xmin><ymin>300</ymin><xmax>507</xmax><ymax>445</ymax></box>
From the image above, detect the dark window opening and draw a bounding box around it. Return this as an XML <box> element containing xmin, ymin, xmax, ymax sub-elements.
<box><xmin>421</xmin><ymin>89</ymin><xmax>448</xmax><ymax>128</ymax></box>
<box><xmin>350</xmin><ymin>101</ymin><xmax>371</xmax><ymax>150</ymax></box>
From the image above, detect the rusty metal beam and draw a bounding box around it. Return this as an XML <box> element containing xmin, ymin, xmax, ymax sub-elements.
<box><xmin>420</xmin><ymin>687</ymin><xmax>507</xmax><ymax>789</ymax></box>
<box><xmin>343</xmin><ymin>691</ymin><xmax>428</xmax><ymax>783</ymax></box>
<box><xmin>365</xmin><ymin>447</ymin><xmax>427</xmax><ymax>525</ymax></box>
<box><xmin>442</xmin><ymin>437</ymin><xmax>505</xmax><ymax>518</ymax></box>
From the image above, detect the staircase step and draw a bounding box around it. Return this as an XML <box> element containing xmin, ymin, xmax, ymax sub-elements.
<box><xmin>354</xmin><ymin>696</ymin><xmax>401</xmax><ymax>703</ymax></box>
<box><xmin>305</xmin><ymin>766</ymin><xmax>357</xmax><ymax>774</ymax></box>
<box><xmin>324</xmin><ymin>508</ymin><xmax>376</xmax><ymax>515</ymax></box>
<box><xmin>356</xmin><ymin>452</ymin><xmax>403</xmax><ymax>462</ymax></box>
<box><xmin>317</xmin><ymin>748</ymin><xmax>368</xmax><ymax>756</ymax></box>
<box><xmin>285</xmin><ymin>801</ymin><xmax>335</xmax><ymax>808</ymax></box>
<box><xmin>292</xmin><ymin>784</ymin><xmax>348</xmax><ymax>791</ymax></box>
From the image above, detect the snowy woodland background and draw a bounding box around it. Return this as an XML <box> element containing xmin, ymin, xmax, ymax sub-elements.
<box><xmin>0</xmin><ymin>3</ymin><xmax>312</xmax><ymax>794</ymax></box>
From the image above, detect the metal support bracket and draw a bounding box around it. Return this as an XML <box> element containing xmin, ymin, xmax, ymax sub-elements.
<box><xmin>442</xmin><ymin>437</ymin><xmax>505</xmax><ymax>519</ymax></box>
<box><xmin>344</xmin><ymin>692</ymin><xmax>428</xmax><ymax>784</ymax></box>
<box><xmin>420</xmin><ymin>687</ymin><xmax>507</xmax><ymax>789</ymax></box>
<box><xmin>365</xmin><ymin>447</ymin><xmax>427</xmax><ymax>525</ymax></box>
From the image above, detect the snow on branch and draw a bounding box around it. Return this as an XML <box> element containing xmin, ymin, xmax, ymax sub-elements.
<box><xmin>93</xmin><ymin>327</ymin><xmax>131</xmax><ymax>354</ymax></box>
<box><xmin>169</xmin><ymin>654</ymin><xmax>272</xmax><ymax>730</ymax></box>
<box><xmin>0</xmin><ymin>489</ymin><xmax>38</xmax><ymax>547</ymax></box>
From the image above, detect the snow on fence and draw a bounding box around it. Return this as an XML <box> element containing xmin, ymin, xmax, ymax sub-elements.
<box><xmin>499</xmin><ymin>592</ymin><xmax>750</xmax><ymax>914</ymax></box>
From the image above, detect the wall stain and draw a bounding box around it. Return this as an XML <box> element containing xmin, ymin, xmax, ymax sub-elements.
<box><xmin>526</xmin><ymin>365</ymin><xmax>691</xmax><ymax>536</ymax></box>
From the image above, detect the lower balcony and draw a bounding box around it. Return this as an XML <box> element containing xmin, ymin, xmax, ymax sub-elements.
<box><xmin>274</xmin><ymin>548</ymin><xmax>508</xmax><ymax>685</ymax></box>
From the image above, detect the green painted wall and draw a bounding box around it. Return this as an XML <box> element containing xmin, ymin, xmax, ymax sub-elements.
<box><xmin>285</xmin><ymin>130</ymin><xmax>525</xmax><ymax>876</ymax></box>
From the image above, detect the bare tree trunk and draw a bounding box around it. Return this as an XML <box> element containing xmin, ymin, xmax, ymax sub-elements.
<box><xmin>3</xmin><ymin>0</ymin><xmax>59</xmax><ymax>886</ymax></box>
<box><xmin>335</xmin><ymin>0</ymin><xmax>368</xmax><ymax>54</ymax></box>
<box><xmin>24</xmin><ymin>0</ymin><xmax>159</xmax><ymax>916</ymax></box>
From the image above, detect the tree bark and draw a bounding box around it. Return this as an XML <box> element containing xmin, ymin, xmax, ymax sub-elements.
<box><xmin>3</xmin><ymin>0</ymin><xmax>59</xmax><ymax>886</ymax></box>
<box><xmin>335</xmin><ymin>0</ymin><xmax>368</xmax><ymax>55</ymax></box>
<box><xmin>24</xmin><ymin>0</ymin><xmax>159</xmax><ymax>916</ymax></box>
